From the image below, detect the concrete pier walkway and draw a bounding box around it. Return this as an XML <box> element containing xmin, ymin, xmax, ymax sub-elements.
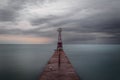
<box><xmin>39</xmin><ymin>50</ymin><xmax>80</xmax><ymax>80</ymax></box>
<box><xmin>39</xmin><ymin>28</ymin><xmax>80</xmax><ymax>80</ymax></box>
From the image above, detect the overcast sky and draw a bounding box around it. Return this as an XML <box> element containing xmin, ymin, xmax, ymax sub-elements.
<box><xmin>0</xmin><ymin>0</ymin><xmax>120</xmax><ymax>44</ymax></box>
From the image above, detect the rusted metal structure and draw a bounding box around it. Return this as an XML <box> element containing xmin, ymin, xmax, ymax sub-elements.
<box><xmin>57</xmin><ymin>28</ymin><xmax>63</xmax><ymax>50</ymax></box>
<box><xmin>39</xmin><ymin>28</ymin><xmax>80</xmax><ymax>80</ymax></box>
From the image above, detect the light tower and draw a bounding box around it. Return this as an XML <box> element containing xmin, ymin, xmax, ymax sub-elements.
<box><xmin>57</xmin><ymin>28</ymin><xmax>63</xmax><ymax>50</ymax></box>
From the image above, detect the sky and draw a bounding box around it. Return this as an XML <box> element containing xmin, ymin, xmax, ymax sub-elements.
<box><xmin>0</xmin><ymin>0</ymin><xmax>120</xmax><ymax>44</ymax></box>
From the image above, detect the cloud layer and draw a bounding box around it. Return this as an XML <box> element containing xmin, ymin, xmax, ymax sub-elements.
<box><xmin>0</xmin><ymin>0</ymin><xmax>120</xmax><ymax>44</ymax></box>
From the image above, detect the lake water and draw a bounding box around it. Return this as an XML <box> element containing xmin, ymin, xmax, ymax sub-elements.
<box><xmin>0</xmin><ymin>44</ymin><xmax>120</xmax><ymax>80</ymax></box>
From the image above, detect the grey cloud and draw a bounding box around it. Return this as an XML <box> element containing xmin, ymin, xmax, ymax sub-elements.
<box><xmin>63</xmin><ymin>32</ymin><xmax>120</xmax><ymax>44</ymax></box>
<box><xmin>64</xmin><ymin>35</ymin><xmax>96</xmax><ymax>43</ymax></box>
<box><xmin>30</xmin><ymin>0</ymin><xmax>120</xmax><ymax>33</ymax></box>
<box><xmin>0</xmin><ymin>0</ymin><xmax>120</xmax><ymax>44</ymax></box>
<box><xmin>30</xmin><ymin>15</ymin><xmax>59</xmax><ymax>26</ymax></box>
<box><xmin>0</xmin><ymin>28</ymin><xmax>55</xmax><ymax>38</ymax></box>
<box><xmin>63</xmin><ymin>10</ymin><xmax>120</xmax><ymax>33</ymax></box>
<box><xmin>0</xmin><ymin>0</ymin><xmax>26</xmax><ymax>22</ymax></box>
<box><xmin>0</xmin><ymin>9</ymin><xmax>17</xmax><ymax>21</ymax></box>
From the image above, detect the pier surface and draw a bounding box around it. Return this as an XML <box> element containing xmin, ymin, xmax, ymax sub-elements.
<box><xmin>39</xmin><ymin>28</ymin><xmax>80</xmax><ymax>80</ymax></box>
<box><xmin>39</xmin><ymin>50</ymin><xmax>80</xmax><ymax>80</ymax></box>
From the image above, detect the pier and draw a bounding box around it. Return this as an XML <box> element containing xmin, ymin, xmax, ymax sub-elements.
<box><xmin>39</xmin><ymin>28</ymin><xmax>80</xmax><ymax>80</ymax></box>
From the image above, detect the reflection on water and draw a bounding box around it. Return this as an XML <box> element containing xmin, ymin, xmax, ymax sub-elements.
<box><xmin>0</xmin><ymin>44</ymin><xmax>120</xmax><ymax>80</ymax></box>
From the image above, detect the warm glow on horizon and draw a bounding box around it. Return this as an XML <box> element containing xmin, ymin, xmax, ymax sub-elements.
<box><xmin>0</xmin><ymin>35</ymin><xmax>53</xmax><ymax>44</ymax></box>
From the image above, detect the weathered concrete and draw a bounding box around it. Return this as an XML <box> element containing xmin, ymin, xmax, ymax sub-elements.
<box><xmin>39</xmin><ymin>50</ymin><xmax>80</xmax><ymax>80</ymax></box>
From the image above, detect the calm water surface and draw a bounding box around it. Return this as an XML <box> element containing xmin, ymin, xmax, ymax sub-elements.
<box><xmin>0</xmin><ymin>44</ymin><xmax>120</xmax><ymax>80</ymax></box>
